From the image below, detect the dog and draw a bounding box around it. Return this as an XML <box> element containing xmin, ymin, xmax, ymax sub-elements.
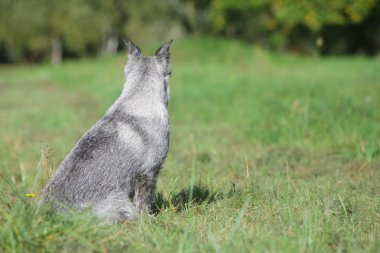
<box><xmin>42</xmin><ymin>40</ymin><xmax>173</xmax><ymax>224</ymax></box>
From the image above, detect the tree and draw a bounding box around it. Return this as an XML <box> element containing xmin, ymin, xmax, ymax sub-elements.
<box><xmin>41</xmin><ymin>0</ymin><xmax>107</xmax><ymax>64</ymax></box>
<box><xmin>0</xmin><ymin>0</ymin><xmax>107</xmax><ymax>63</ymax></box>
<box><xmin>209</xmin><ymin>0</ymin><xmax>379</xmax><ymax>53</ymax></box>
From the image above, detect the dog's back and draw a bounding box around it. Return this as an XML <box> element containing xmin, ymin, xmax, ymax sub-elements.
<box><xmin>42</xmin><ymin>40</ymin><xmax>173</xmax><ymax>223</ymax></box>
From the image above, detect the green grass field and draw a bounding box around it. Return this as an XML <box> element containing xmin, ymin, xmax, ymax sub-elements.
<box><xmin>0</xmin><ymin>37</ymin><xmax>379</xmax><ymax>252</ymax></box>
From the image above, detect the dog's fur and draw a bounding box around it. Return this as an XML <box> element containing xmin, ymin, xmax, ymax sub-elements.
<box><xmin>42</xmin><ymin>40</ymin><xmax>173</xmax><ymax>223</ymax></box>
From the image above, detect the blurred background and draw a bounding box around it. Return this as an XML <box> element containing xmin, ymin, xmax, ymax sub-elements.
<box><xmin>0</xmin><ymin>0</ymin><xmax>379</xmax><ymax>64</ymax></box>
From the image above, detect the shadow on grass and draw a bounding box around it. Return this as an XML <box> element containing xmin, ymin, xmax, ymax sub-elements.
<box><xmin>152</xmin><ymin>183</ymin><xmax>238</xmax><ymax>214</ymax></box>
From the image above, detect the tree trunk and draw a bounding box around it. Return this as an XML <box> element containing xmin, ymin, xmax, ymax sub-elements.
<box><xmin>101</xmin><ymin>33</ymin><xmax>119</xmax><ymax>56</ymax></box>
<box><xmin>51</xmin><ymin>36</ymin><xmax>62</xmax><ymax>65</ymax></box>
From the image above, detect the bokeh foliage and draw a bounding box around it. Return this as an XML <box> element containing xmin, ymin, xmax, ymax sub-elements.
<box><xmin>0</xmin><ymin>0</ymin><xmax>379</xmax><ymax>63</ymax></box>
<box><xmin>210</xmin><ymin>0</ymin><xmax>380</xmax><ymax>53</ymax></box>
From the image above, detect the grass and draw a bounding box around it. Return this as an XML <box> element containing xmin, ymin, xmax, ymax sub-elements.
<box><xmin>0</xmin><ymin>36</ymin><xmax>379</xmax><ymax>252</ymax></box>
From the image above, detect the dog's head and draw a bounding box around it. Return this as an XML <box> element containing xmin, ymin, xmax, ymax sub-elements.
<box><xmin>123</xmin><ymin>40</ymin><xmax>173</xmax><ymax>104</ymax></box>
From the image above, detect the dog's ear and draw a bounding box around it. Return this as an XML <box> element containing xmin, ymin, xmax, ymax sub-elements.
<box><xmin>155</xmin><ymin>40</ymin><xmax>173</xmax><ymax>63</ymax></box>
<box><xmin>124</xmin><ymin>39</ymin><xmax>142</xmax><ymax>58</ymax></box>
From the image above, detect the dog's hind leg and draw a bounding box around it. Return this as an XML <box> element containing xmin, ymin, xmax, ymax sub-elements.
<box><xmin>92</xmin><ymin>191</ymin><xmax>136</xmax><ymax>224</ymax></box>
<box><xmin>133</xmin><ymin>172</ymin><xmax>158</xmax><ymax>214</ymax></box>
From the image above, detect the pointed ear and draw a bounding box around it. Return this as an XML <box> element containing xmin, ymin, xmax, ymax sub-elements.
<box><xmin>155</xmin><ymin>39</ymin><xmax>173</xmax><ymax>61</ymax></box>
<box><xmin>123</xmin><ymin>39</ymin><xmax>142</xmax><ymax>58</ymax></box>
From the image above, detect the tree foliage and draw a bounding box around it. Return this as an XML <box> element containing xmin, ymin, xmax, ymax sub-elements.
<box><xmin>0</xmin><ymin>0</ymin><xmax>379</xmax><ymax>63</ymax></box>
<box><xmin>0</xmin><ymin>0</ymin><xmax>109</xmax><ymax>62</ymax></box>
<box><xmin>209</xmin><ymin>0</ymin><xmax>380</xmax><ymax>52</ymax></box>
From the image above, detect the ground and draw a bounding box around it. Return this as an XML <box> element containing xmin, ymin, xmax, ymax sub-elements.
<box><xmin>0</xmin><ymin>37</ymin><xmax>379</xmax><ymax>252</ymax></box>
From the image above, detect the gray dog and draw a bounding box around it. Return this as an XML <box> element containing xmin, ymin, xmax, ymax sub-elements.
<box><xmin>42</xmin><ymin>40</ymin><xmax>173</xmax><ymax>224</ymax></box>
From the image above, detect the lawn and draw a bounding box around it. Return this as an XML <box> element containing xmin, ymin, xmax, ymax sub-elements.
<box><xmin>0</xmin><ymin>37</ymin><xmax>379</xmax><ymax>252</ymax></box>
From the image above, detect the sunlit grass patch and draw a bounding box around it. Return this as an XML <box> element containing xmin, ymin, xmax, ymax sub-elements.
<box><xmin>0</xmin><ymin>37</ymin><xmax>379</xmax><ymax>252</ymax></box>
